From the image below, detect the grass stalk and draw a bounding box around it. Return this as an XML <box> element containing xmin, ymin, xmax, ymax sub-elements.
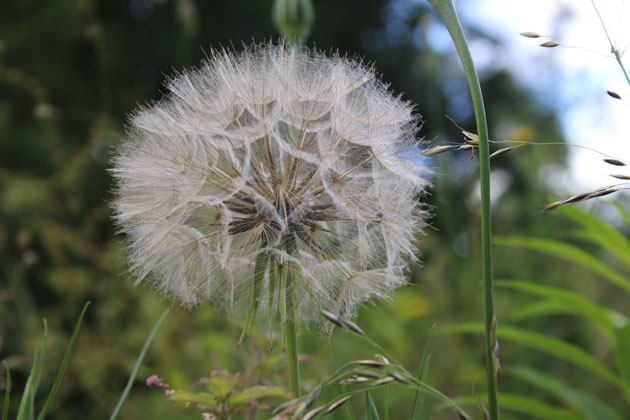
<box><xmin>426</xmin><ymin>1</ymin><xmax>498</xmax><ymax>419</ymax></box>
<box><xmin>284</xmin><ymin>263</ymin><xmax>301</xmax><ymax>397</ymax></box>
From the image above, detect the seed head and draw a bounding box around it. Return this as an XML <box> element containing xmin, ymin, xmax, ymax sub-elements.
<box><xmin>111</xmin><ymin>42</ymin><xmax>429</xmax><ymax>322</ymax></box>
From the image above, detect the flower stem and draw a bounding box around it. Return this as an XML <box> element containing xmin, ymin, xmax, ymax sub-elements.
<box><xmin>284</xmin><ymin>263</ymin><xmax>301</xmax><ymax>397</ymax></box>
<box><xmin>427</xmin><ymin>1</ymin><xmax>498</xmax><ymax>419</ymax></box>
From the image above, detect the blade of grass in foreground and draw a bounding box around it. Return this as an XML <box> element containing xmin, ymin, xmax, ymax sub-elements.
<box><xmin>109</xmin><ymin>309</ymin><xmax>169</xmax><ymax>420</ymax></box>
<box><xmin>2</xmin><ymin>361</ymin><xmax>11</xmax><ymax>420</ymax></box>
<box><xmin>36</xmin><ymin>302</ymin><xmax>90</xmax><ymax>420</ymax></box>
<box><xmin>411</xmin><ymin>333</ymin><xmax>433</xmax><ymax>420</ymax></box>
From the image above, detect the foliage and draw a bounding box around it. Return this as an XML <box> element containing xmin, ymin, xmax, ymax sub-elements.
<box><xmin>2</xmin><ymin>303</ymin><xmax>89</xmax><ymax>420</ymax></box>
<box><xmin>0</xmin><ymin>0</ymin><xmax>599</xmax><ymax>419</ymax></box>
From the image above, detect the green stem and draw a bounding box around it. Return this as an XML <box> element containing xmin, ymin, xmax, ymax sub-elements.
<box><xmin>613</xmin><ymin>49</ymin><xmax>630</xmax><ymax>87</ymax></box>
<box><xmin>283</xmin><ymin>263</ymin><xmax>301</xmax><ymax>397</ymax></box>
<box><xmin>427</xmin><ymin>1</ymin><xmax>498</xmax><ymax>419</ymax></box>
<box><xmin>590</xmin><ymin>0</ymin><xmax>630</xmax><ymax>87</ymax></box>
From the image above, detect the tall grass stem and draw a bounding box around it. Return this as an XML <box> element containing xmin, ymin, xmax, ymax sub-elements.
<box><xmin>285</xmin><ymin>265</ymin><xmax>301</xmax><ymax>397</ymax></box>
<box><xmin>426</xmin><ymin>1</ymin><xmax>498</xmax><ymax>419</ymax></box>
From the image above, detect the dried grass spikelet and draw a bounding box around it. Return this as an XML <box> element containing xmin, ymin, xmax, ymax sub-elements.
<box><xmin>111</xmin><ymin>42</ymin><xmax>429</xmax><ymax>323</ymax></box>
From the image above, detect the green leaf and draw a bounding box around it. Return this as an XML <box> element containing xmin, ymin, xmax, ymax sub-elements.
<box><xmin>37</xmin><ymin>302</ymin><xmax>90</xmax><ymax>420</ymax></box>
<box><xmin>437</xmin><ymin>323</ymin><xmax>627</xmax><ymax>392</ymax></box>
<box><xmin>207</xmin><ymin>375</ymin><xmax>238</xmax><ymax>401</ymax></box>
<box><xmin>17</xmin><ymin>323</ymin><xmax>47</xmax><ymax>420</ymax></box>
<box><xmin>613</xmin><ymin>323</ymin><xmax>630</xmax><ymax>401</ymax></box>
<box><xmin>169</xmin><ymin>391</ymin><xmax>218</xmax><ymax>407</ymax></box>
<box><xmin>228</xmin><ymin>385</ymin><xmax>291</xmax><ymax>406</ymax></box>
<box><xmin>2</xmin><ymin>361</ymin><xmax>10</xmax><ymax>420</ymax></box>
<box><xmin>496</xmin><ymin>280</ymin><xmax>622</xmax><ymax>337</ymax></box>
<box><xmin>509</xmin><ymin>366</ymin><xmax>623</xmax><ymax>420</ymax></box>
<box><xmin>109</xmin><ymin>308</ymin><xmax>168</xmax><ymax>420</ymax></box>
<box><xmin>494</xmin><ymin>236</ymin><xmax>630</xmax><ymax>292</ymax></box>
<box><xmin>366</xmin><ymin>392</ymin><xmax>381</xmax><ymax>420</ymax></box>
<box><xmin>510</xmin><ymin>299</ymin><xmax>580</xmax><ymax>321</ymax></box>
<box><xmin>610</xmin><ymin>201</ymin><xmax>630</xmax><ymax>230</ymax></box>
<box><xmin>557</xmin><ymin>205</ymin><xmax>630</xmax><ymax>269</ymax></box>
<box><xmin>31</xmin><ymin>320</ymin><xmax>48</xmax><ymax>415</ymax></box>
<box><xmin>16</xmin><ymin>373</ymin><xmax>34</xmax><ymax>420</ymax></box>
<box><xmin>455</xmin><ymin>394</ymin><xmax>584</xmax><ymax>420</ymax></box>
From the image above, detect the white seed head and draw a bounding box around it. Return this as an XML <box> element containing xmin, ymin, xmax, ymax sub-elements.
<box><xmin>111</xmin><ymin>42</ymin><xmax>430</xmax><ymax>322</ymax></box>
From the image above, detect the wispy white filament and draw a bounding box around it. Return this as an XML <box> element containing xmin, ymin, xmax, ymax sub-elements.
<box><xmin>111</xmin><ymin>42</ymin><xmax>430</xmax><ymax>321</ymax></box>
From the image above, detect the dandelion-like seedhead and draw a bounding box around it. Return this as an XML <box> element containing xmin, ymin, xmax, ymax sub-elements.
<box><xmin>111</xmin><ymin>42</ymin><xmax>429</xmax><ymax>322</ymax></box>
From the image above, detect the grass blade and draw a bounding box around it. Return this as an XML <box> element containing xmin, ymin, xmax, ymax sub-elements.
<box><xmin>610</xmin><ymin>201</ymin><xmax>630</xmax><ymax>230</ymax></box>
<box><xmin>494</xmin><ymin>236</ymin><xmax>630</xmax><ymax>292</ymax></box>
<box><xmin>30</xmin><ymin>320</ymin><xmax>48</xmax><ymax>415</ymax></box>
<box><xmin>36</xmin><ymin>302</ymin><xmax>90</xmax><ymax>420</ymax></box>
<box><xmin>510</xmin><ymin>366</ymin><xmax>623</xmax><ymax>420</ymax></box>
<box><xmin>497</xmin><ymin>280</ymin><xmax>622</xmax><ymax>336</ymax></box>
<box><xmin>613</xmin><ymin>323</ymin><xmax>630</xmax><ymax>401</ymax></box>
<box><xmin>437</xmin><ymin>323</ymin><xmax>627</xmax><ymax>392</ymax></box>
<box><xmin>557</xmin><ymin>205</ymin><xmax>630</xmax><ymax>268</ymax></box>
<box><xmin>109</xmin><ymin>308</ymin><xmax>169</xmax><ymax>420</ymax></box>
<box><xmin>411</xmin><ymin>333</ymin><xmax>433</xmax><ymax>420</ymax></box>
<box><xmin>366</xmin><ymin>392</ymin><xmax>380</xmax><ymax>420</ymax></box>
<box><xmin>16</xmin><ymin>373</ymin><xmax>34</xmax><ymax>420</ymax></box>
<box><xmin>2</xmin><ymin>361</ymin><xmax>11</xmax><ymax>420</ymax></box>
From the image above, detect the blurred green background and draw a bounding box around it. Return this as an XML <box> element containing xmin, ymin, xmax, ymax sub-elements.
<box><xmin>1</xmin><ymin>0</ymin><xmax>628</xmax><ymax>419</ymax></box>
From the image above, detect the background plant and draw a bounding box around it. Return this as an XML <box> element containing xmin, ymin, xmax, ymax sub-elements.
<box><xmin>3</xmin><ymin>0</ymin><xmax>626</xmax><ymax>419</ymax></box>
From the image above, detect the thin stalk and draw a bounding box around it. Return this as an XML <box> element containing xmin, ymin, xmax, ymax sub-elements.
<box><xmin>590</xmin><ymin>0</ymin><xmax>630</xmax><ymax>86</ymax></box>
<box><xmin>427</xmin><ymin>1</ymin><xmax>498</xmax><ymax>419</ymax></box>
<box><xmin>284</xmin><ymin>263</ymin><xmax>301</xmax><ymax>397</ymax></box>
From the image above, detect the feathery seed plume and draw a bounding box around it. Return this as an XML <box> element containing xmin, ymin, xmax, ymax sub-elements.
<box><xmin>111</xmin><ymin>42</ymin><xmax>429</xmax><ymax>323</ymax></box>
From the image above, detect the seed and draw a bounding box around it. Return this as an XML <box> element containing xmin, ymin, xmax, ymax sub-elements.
<box><xmin>374</xmin><ymin>354</ymin><xmax>390</xmax><ymax>365</ymax></box>
<box><xmin>369</xmin><ymin>376</ymin><xmax>395</xmax><ymax>387</ymax></box>
<box><xmin>352</xmin><ymin>360</ymin><xmax>387</xmax><ymax>367</ymax></box>
<box><xmin>611</xmin><ymin>174</ymin><xmax>630</xmax><ymax>180</ymax></box>
<box><xmin>305</xmin><ymin>386</ymin><xmax>321</xmax><ymax>409</ymax></box>
<box><xmin>424</xmin><ymin>145</ymin><xmax>457</xmax><ymax>156</ymax></box>
<box><xmin>390</xmin><ymin>372</ymin><xmax>411</xmax><ymax>384</ymax></box>
<box><xmin>604</xmin><ymin>158</ymin><xmax>626</xmax><ymax>166</ymax></box>
<box><xmin>340</xmin><ymin>376</ymin><xmax>370</xmax><ymax>385</ymax></box>
<box><xmin>303</xmin><ymin>405</ymin><xmax>325</xmax><ymax>420</ymax></box>
<box><xmin>321</xmin><ymin>311</ymin><xmax>344</xmax><ymax>328</ymax></box>
<box><xmin>341</xmin><ymin>319</ymin><xmax>365</xmax><ymax>335</ymax></box>
<box><xmin>271</xmin><ymin>398</ymin><xmax>300</xmax><ymax>415</ymax></box>
<box><xmin>540</xmin><ymin>41</ymin><xmax>560</xmax><ymax>48</ymax></box>
<box><xmin>607</xmin><ymin>90</ymin><xmax>622</xmax><ymax>100</ymax></box>
<box><xmin>587</xmin><ymin>188</ymin><xmax>617</xmax><ymax>199</ymax></box>
<box><xmin>325</xmin><ymin>396</ymin><xmax>352</xmax><ymax>414</ymax></box>
<box><xmin>489</xmin><ymin>146</ymin><xmax>522</xmax><ymax>158</ymax></box>
<box><xmin>520</xmin><ymin>31</ymin><xmax>541</xmax><ymax>38</ymax></box>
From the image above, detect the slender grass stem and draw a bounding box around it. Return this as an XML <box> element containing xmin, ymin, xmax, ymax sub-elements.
<box><xmin>284</xmin><ymin>264</ymin><xmax>301</xmax><ymax>397</ymax></box>
<box><xmin>590</xmin><ymin>0</ymin><xmax>630</xmax><ymax>87</ymax></box>
<box><xmin>427</xmin><ymin>1</ymin><xmax>498</xmax><ymax>419</ymax></box>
